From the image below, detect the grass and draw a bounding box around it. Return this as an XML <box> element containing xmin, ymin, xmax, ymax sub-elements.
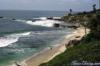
<box><xmin>39</xmin><ymin>34</ymin><xmax>100</xmax><ymax>66</ymax></box>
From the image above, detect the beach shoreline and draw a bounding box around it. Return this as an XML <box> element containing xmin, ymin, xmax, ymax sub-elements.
<box><xmin>18</xmin><ymin>27</ymin><xmax>88</xmax><ymax>66</ymax></box>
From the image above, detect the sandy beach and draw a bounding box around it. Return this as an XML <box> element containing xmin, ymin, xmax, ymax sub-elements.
<box><xmin>19</xmin><ymin>27</ymin><xmax>89</xmax><ymax>66</ymax></box>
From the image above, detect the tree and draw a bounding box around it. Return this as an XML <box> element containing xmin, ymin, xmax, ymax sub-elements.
<box><xmin>93</xmin><ymin>4</ymin><xmax>96</xmax><ymax>13</ymax></box>
<box><xmin>99</xmin><ymin>0</ymin><xmax>100</xmax><ymax>9</ymax></box>
<box><xmin>87</xmin><ymin>15</ymin><xmax>100</xmax><ymax>39</ymax></box>
<box><xmin>70</xmin><ymin>9</ymin><xmax>72</xmax><ymax>14</ymax></box>
<box><xmin>68</xmin><ymin>9</ymin><xmax>72</xmax><ymax>16</ymax></box>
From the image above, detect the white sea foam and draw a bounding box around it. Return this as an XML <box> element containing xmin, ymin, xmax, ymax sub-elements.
<box><xmin>15</xmin><ymin>17</ymin><xmax>66</xmax><ymax>27</ymax></box>
<box><xmin>0</xmin><ymin>32</ymin><xmax>31</xmax><ymax>47</ymax></box>
<box><xmin>15</xmin><ymin>19</ymin><xmax>26</xmax><ymax>22</ymax></box>
<box><xmin>0</xmin><ymin>37</ymin><xmax>18</xmax><ymax>47</ymax></box>
<box><xmin>7</xmin><ymin>32</ymin><xmax>31</xmax><ymax>38</ymax></box>
<box><xmin>33</xmin><ymin>17</ymin><xmax>47</xmax><ymax>20</ymax></box>
<box><xmin>13</xmin><ymin>32</ymin><xmax>31</xmax><ymax>36</ymax></box>
<box><xmin>26</xmin><ymin>20</ymin><xmax>62</xmax><ymax>27</ymax></box>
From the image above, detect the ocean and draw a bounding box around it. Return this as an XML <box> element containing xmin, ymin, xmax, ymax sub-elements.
<box><xmin>0</xmin><ymin>10</ymin><xmax>73</xmax><ymax>66</ymax></box>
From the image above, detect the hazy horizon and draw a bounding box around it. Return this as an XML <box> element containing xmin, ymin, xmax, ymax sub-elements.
<box><xmin>0</xmin><ymin>0</ymin><xmax>99</xmax><ymax>11</ymax></box>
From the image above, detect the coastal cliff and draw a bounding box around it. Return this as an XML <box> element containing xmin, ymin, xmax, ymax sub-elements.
<box><xmin>39</xmin><ymin>10</ymin><xmax>100</xmax><ymax>66</ymax></box>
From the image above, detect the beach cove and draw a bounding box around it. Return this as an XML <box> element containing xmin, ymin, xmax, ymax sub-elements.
<box><xmin>18</xmin><ymin>27</ymin><xmax>89</xmax><ymax>66</ymax></box>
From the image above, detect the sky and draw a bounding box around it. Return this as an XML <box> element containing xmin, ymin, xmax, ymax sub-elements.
<box><xmin>0</xmin><ymin>0</ymin><xmax>99</xmax><ymax>11</ymax></box>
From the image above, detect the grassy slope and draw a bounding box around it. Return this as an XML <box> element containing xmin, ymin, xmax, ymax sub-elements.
<box><xmin>40</xmin><ymin>35</ymin><xmax>100</xmax><ymax>66</ymax></box>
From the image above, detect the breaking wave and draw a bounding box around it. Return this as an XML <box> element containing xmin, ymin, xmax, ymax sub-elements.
<box><xmin>0</xmin><ymin>32</ymin><xmax>31</xmax><ymax>47</ymax></box>
<box><xmin>15</xmin><ymin>17</ymin><xmax>65</xmax><ymax>27</ymax></box>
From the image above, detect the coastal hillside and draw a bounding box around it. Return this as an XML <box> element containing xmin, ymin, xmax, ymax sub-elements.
<box><xmin>39</xmin><ymin>9</ymin><xmax>100</xmax><ymax>66</ymax></box>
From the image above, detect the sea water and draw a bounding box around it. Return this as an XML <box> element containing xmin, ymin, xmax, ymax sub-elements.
<box><xmin>0</xmin><ymin>10</ymin><xmax>73</xmax><ymax>66</ymax></box>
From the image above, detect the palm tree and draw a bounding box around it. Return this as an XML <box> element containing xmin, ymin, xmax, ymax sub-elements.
<box><xmin>99</xmin><ymin>0</ymin><xmax>100</xmax><ymax>9</ymax></box>
<box><xmin>68</xmin><ymin>9</ymin><xmax>72</xmax><ymax>16</ymax></box>
<box><xmin>93</xmin><ymin>4</ymin><xmax>96</xmax><ymax>13</ymax></box>
<box><xmin>70</xmin><ymin>9</ymin><xmax>72</xmax><ymax>15</ymax></box>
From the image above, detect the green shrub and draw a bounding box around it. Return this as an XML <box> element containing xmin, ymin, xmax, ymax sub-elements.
<box><xmin>40</xmin><ymin>37</ymin><xmax>100</xmax><ymax>66</ymax></box>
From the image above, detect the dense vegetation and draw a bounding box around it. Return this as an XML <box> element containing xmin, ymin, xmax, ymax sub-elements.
<box><xmin>40</xmin><ymin>38</ymin><xmax>100</xmax><ymax>66</ymax></box>
<box><xmin>39</xmin><ymin>6</ymin><xmax>100</xmax><ymax>66</ymax></box>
